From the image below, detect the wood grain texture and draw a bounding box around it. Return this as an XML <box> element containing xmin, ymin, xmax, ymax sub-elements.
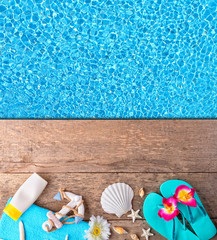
<box><xmin>109</xmin><ymin>220</ymin><xmax>164</xmax><ymax>240</ymax></box>
<box><xmin>0</xmin><ymin>120</ymin><xmax>217</xmax><ymax>173</ymax></box>
<box><xmin>109</xmin><ymin>220</ymin><xmax>217</xmax><ymax>240</ymax></box>
<box><xmin>1</xmin><ymin>173</ymin><xmax>217</xmax><ymax>219</ymax></box>
<box><xmin>0</xmin><ymin>120</ymin><xmax>217</xmax><ymax>240</ymax></box>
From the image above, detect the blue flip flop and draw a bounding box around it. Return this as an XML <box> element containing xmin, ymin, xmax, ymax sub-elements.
<box><xmin>160</xmin><ymin>180</ymin><xmax>217</xmax><ymax>240</ymax></box>
<box><xmin>143</xmin><ymin>193</ymin><xmax>200</xmax><ymax>240</ymax></box>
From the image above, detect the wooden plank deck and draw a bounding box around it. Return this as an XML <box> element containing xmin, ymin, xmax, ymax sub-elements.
<box><xmin>0</xmin><ymin>120</ymin><xmax>217</xmax><ymax>239</ymax></box>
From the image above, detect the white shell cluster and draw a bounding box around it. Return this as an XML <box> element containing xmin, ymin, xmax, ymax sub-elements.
<box><xmin>42</xmin><ymin>191</ymin><xmax>85</xmax><ymax>232</ymax></box>
<box><xmin>101</xmin><ymin>183</ymin><xmax>134</xmax><ymax>218</ymax></box>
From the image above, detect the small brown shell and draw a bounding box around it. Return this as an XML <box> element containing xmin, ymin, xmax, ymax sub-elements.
<box><xmin>131</xmin><ymin>234</ymin><xmax>139</xmax><ymax>240</ymax></box>
<box><xmin>139</xmin><ymin>188</ymin><xmax>145</xmax><ymax>198</ymax></box>
<box><xmin>113</xmin><ymin>226</ymin><xmax>128</xmax><ymax>234</ymax></box>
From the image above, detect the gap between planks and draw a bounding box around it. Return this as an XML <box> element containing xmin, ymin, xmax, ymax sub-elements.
<box><xmin>2</xmin><ymin>171</ymin><xmax>217</xmax><ymax>174</ymax></box>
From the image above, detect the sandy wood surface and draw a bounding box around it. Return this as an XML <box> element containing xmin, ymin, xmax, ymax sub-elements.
<box><xmin>0</xmin><ymin>120</ymin><xmax>216</xmax><ymax>239</ymax></box>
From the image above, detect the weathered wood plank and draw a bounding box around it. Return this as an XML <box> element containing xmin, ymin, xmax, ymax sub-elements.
<box><xmin>109</xmin><ymin>220</ymin><xmax>164</xmax><ymax>240</ymax></box>
<box><xmin>109</xmin><ymin>220</ymin><xmax>217</xmax><ymax>240</ymax></box>
<box><xmin>0</xmin><ymin>120</ymin><xmax>217</xmax><ymax>173</ymax></box>
<box><xmin>1</xmin><ymin>173</ymin><xmax>217</xmax><ymax>219</ymax></box>
<box><xmin>0</xmin><ymin>120</ymin><xmax>217</xmax><ymax>239</ymax></box>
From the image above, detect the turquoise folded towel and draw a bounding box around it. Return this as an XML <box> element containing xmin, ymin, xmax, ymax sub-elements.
<box><xmin>0</xmin><ymin>199</ymin><xmax>89</xmax><ymax>240</ymax></box>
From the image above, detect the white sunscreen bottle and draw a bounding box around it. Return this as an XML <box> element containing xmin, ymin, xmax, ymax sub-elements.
<box><xmin>3</xmin><ymin>173</ymin><xmax>48</xmax><ymax>221</ymax></box>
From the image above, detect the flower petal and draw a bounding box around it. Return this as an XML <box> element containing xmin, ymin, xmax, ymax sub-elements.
<box><xmin>84</xmin><ymin>215</ymin><xmax>111</xmax><ymax>240</ymax></box>
<box><xmin>175</xmin><ymin>185</ymin><xmax>191</xmax><ymax>198</ymax></box>
<box><xmin>158</xmin><ymin>208</ymin><xmax>179</xmax><ymax>221</ymax></box>
<box><xmin>179</xmin><ymin>197</ymin><xmax>197</xmax><ymax>207</ymax></box>
<box><xmin>190</xmin><ymin>188</ymin><xmax>195</xmax><ymax>197</ymax></box>
<box><xmin>158</xmin><ymin>197</ymin><xmax>179</xmax><ymax>221</ymax></box>
<box><xmin>174</xmin><ymin>185</ymin><xmax>197</xmax><ymax>207</ymax></box>
<box><xmin>163</xmin><ymin>197</ymin><xmax>177</xmax><ymax>208</ymax></box>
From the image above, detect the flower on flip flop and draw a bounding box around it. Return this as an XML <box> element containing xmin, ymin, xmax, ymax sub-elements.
<box><xmin>174</xmin><ymin>185</ymin><xmax>197</xmax><ymax>207</ymax></box>
<box><xmin>158</xmin><ymin>197</ymin><xmax>179</xmax><ymax>221</ymax></box>
<box><xmin>84</xmin><ymin>215</ymin><xmax>111</xmax><ymax>240</ymax></box>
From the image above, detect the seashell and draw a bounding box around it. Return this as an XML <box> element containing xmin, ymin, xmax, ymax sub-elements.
<box><xmin>19</xmin><ymin>221</ymin><xmax>25</xmax><ymax>240</ymax></box>
<box><xmin>131</xmin><ymin>233</ymin><xmax>139</xmax><ymax>240</ymax></box>
<box><xmin>113</xmin><ymin>226</ymin><xmax>128</xmax><ymax>234</ymax></box>
<box><xmin>101</xmin><ymin>183</ymin><xmax>134</xmax><ymax>218</ymax></box>
<box><xmin>139</xmin><ymin>188</ymin><xmax>145</xmax><ymax>198</ymax></box>
<box><xmin>42</xmin><ymin>190</ymin><xmax>85</xmax><ymax>232</ymax></box>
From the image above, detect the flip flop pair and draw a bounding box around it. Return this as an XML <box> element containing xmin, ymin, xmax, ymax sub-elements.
<box><xmin>143</xmin><ymin>180</ymin><xmax>217</xmax><ymax>240</ymax></box>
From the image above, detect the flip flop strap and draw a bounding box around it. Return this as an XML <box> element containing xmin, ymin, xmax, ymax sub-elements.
<box><xmin>171</xmin><ymin>211</ymin><xmax>187</xmax><ymax>239</ymax></box>
<box><xmin>158</xmin><ymin>204</ymin><xmax>186</xmax><ymax>239</ymax></box>
<box><xmin>187</xmin><ymin>200</ymin><xmax>206</xmax><ymax>223</ymax></box>
<box><xmin>179</xmin><ymin>210</ymin><xmax>186</xmax><ymax>230</ymax></box>
<box><xmin>187</xmin><ymin>206</ymin><xmax>194</xmax><ymax>223</ymax></box>
<box><xmin>172</xmin><ymin>218</ymin><xmax>176</xmax><ymax>240</ymax></box>
<box><xmin>197</xmin><ymin>200</ymin><xmax>207</xmax><ymax>216</ymax></box>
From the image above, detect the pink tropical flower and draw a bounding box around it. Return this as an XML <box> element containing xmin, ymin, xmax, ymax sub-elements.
<box><xmin>158</xmin><ymin>197</ymin><xmax>179</xmax><ymax>221</ymax></box>
<box><xmin>174</xmin><ymin>185</ymin><xmax>197</xmax><ymax>207</ymax></box>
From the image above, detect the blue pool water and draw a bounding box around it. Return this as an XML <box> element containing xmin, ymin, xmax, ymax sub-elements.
<box><xmin>0</xmin><ymin>0</ymin><xmax>216</xmax><ymax>118</ymax></box>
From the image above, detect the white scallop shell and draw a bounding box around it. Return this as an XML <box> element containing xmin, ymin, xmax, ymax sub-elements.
<box><xmin>101</xmin><ymin>183</ymin><xmax>134</xmax><ymax>218</ymax></box>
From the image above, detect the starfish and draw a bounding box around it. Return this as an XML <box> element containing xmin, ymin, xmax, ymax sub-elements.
<box><xmin>141</xmin><ymin>228</ymin><xmax>154</xmax><ymax>240</ymax></box>
<box><xmin>127</xmin><ymin>209</ymin><xmax>142</xmax><ymax>223</ymax></box>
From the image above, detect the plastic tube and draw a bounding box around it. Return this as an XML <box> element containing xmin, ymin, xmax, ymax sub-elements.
<box><xmin>3</xmin><ymin>173</ymin><xmax>47</xmax><ymax>221</ymax></box>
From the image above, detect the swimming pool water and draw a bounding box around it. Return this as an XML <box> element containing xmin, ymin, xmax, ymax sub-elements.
<box><xmin>0</xmin><ymin>0</ymin><xmax>216</xmax><ymax>118</ymax></box>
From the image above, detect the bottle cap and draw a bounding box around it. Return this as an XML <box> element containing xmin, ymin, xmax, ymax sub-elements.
<box><xmin>3</xmin><ymin>203</ymin><xmax>22</xmax><ymax>221</ymax></box>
